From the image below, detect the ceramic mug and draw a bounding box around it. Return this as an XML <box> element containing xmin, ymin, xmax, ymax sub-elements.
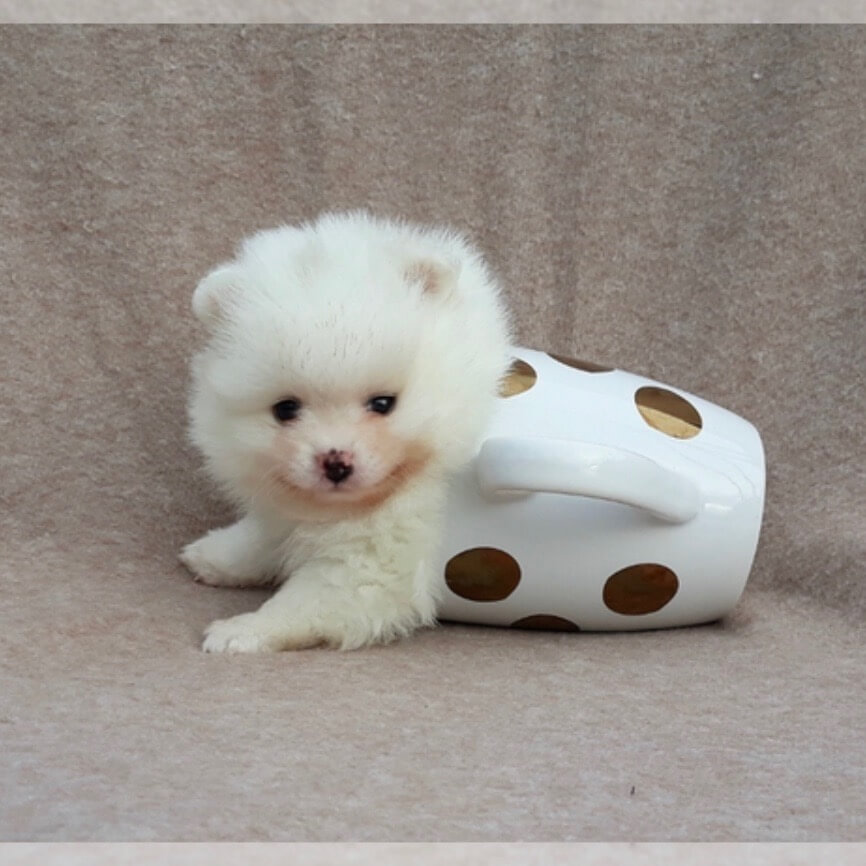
<box><xmin>435</xmin><ymin>347</ymin><xmax>766</xmax><ymax>631</ymax></box>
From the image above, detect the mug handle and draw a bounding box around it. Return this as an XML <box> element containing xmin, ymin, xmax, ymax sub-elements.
<box><xmin>475</xmin><ymin>436</ymin><xmax>702</xmax><ymax>524</ymax></box>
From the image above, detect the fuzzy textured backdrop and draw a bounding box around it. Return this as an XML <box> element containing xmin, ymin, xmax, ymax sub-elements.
<box><xmin>1</xmin><ymin>24</ymin><xmax>864</xmax><ymax>840</ymax></box>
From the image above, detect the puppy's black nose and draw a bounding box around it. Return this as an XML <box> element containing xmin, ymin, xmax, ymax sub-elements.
<box><xmin>323</xmin><ymin>457</ymin><xmax>353</xmax><ymax>485</ymax></box>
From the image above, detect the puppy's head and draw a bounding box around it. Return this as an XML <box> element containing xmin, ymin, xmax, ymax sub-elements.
<box><xmin>189</xmin><ymin>213</ymin><xmax>509</xmax><ymax>520</ymax></box>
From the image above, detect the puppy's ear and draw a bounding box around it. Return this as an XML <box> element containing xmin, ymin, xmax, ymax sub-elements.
<box><xmin>192</xmin><ymin>265</ymin><xmax>240</xmax><ymax>327</ymax></box>
<box><xmin>404</xmin><ymin>257</ymin><xmax>461</xmax><ymax>298</ymax></box>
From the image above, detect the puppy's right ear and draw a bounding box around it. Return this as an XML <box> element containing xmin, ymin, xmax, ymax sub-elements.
<box><xmin>192</xmin><ymin>265</ymin><xmax>240</xmax><ymax>328</ymax></box>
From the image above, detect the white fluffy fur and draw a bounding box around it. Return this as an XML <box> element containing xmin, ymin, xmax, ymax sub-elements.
<box><xmin>181</xmin><ymin>211</ymin><xmax>512</xmax><ymax>652</ymax></box>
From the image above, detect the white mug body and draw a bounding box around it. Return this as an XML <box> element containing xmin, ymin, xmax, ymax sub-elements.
<box><xmin>435</xmin><ymin>347</ymin><xmax>766</xmax><ymax>631</ymax></box>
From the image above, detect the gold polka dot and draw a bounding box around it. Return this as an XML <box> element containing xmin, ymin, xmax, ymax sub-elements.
<box><xmin>635</xmin><ymin>386</ymin><xmax>702</xmax><ymax>439</ymax></box>
<box><xmin>499</xmin><ymin>358</ymin><xmax>537</xmax><ymax>397</ymax></box>
<box><xmin>603</xmin><ymin>563</ymin><xmax>679</xmax><ymax>615</ymax></box>
<box><xmin>549</xmin><ymin>353</ymin><xmax>614</xmax><ymax>373</ymax></box>
<box><xmin>511</xmin><ymin>615</ymin><xmax>581</xmax><ymax>631</ymax></box>
<box><xmin>445</xmin><ymin>547</ymin><xmax>521</xmax><ymax>602</ymax></box>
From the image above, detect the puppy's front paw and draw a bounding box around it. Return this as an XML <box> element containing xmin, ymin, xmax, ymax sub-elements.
<box><xmin>180</xmin><ymin>533</ymin><xmax>271</xmax><ymax>588</ymax></box>
<box><xmin>202</xmin><ymin>613</ymin><xmax>284</xmax><ymax>654</ymax></box>
<box><xmin>180</xmin><ymin>537</ymin><xmax>226</xmax><ymax>586</ymax></box>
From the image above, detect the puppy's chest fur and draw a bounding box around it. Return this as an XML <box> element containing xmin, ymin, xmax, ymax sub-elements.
<box><xmin>278</xmin><ymin>480</ymin><xmax>446</xmax><ymax>579</ymax></box>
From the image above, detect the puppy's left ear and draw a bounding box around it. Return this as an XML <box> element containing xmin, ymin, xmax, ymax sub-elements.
<box><xmin>404</xmin><ymin>257</ymin><xmax>461</xmax><ymax>298</ymax></box>
<box><xmin>192</xmin><ymin>265</ymin><xmax>240</xmax><ymax>328</ymax></box>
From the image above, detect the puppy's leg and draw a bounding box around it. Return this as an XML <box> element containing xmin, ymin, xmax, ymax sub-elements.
<box><xmin>201</xmin><ymin>552</ymin><xmax>438</xmax><ymax>653</ymax></box>
<box><xmin>180</xmin><ymin>512</ymin><xmax>288</xmax><ymax>588</ymax></box>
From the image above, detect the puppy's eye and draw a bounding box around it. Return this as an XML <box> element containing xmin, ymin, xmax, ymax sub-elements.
<box><xmin>272</xmin><ymin>398</ymin><xmax>301</xmax><ymax>423</ymax></box>
<box><xmin>367</xmin><ymin>395</ymin><xmax>397</xmax><ymax>415</ymax></box>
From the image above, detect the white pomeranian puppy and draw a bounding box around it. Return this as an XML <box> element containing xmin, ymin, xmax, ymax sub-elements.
<box><xmin>181</xmin><ymin>211</ymin><xmax>512</xmax><ymax>652</ymax></box>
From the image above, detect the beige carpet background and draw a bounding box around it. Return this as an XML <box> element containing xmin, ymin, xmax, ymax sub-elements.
<box><xmin>1</xmin><ymin>25</ymin><xmax>864</xmax><ymax>840</ymax></box>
